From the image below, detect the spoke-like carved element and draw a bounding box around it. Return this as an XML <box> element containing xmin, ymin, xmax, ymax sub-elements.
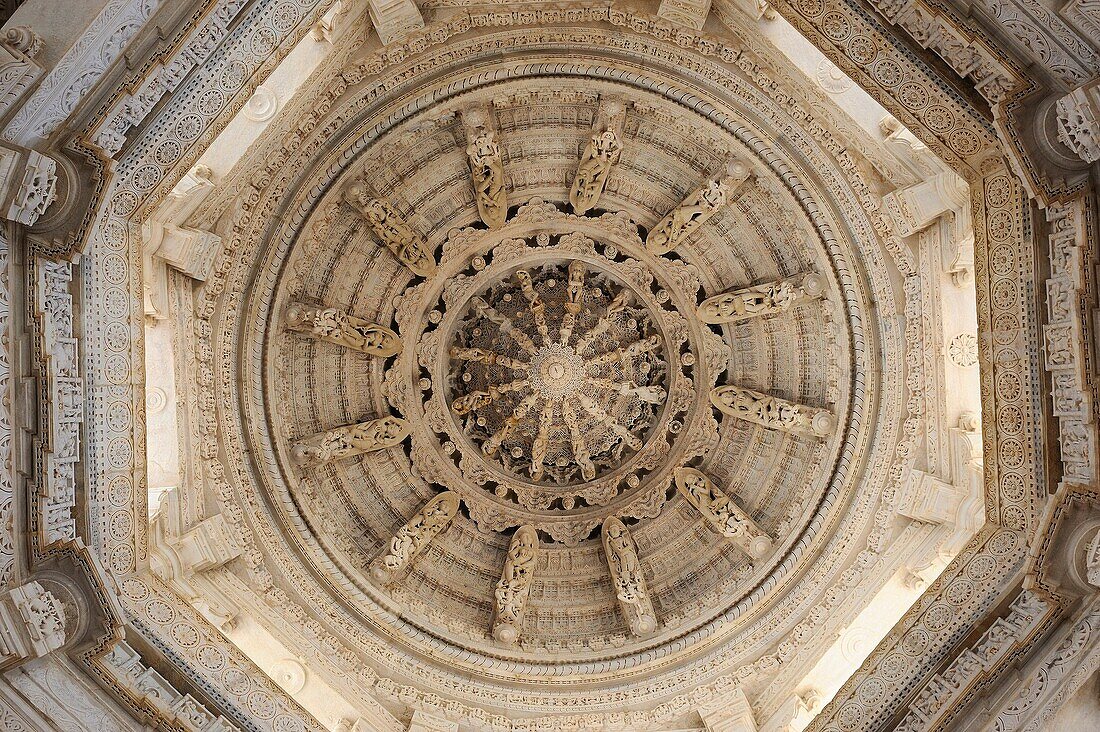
<box><xmin>482</xmin><ymin>393</ymin><xmax>539</xmax><ymax>456</ymax></box>
<box><xmin>285</xmin><ymin>303</ymin><xmax>401</xmax><ymax>356</ymax></box>
<box><xmin>570</xmin><ymin>100</ymin><xmax>626</xmax><ymax>215</ymax></box>
<box><xmin>345</xmin><ymin>186</ymin><xmax>437</xmax><ymax>277</ymax></box>
<box><xmin>451</xmin><ymin>380</ymin><xmax>528</xmax><ymax>416</ymax></box>
<box><xmin>572</xmin><ymin>290</ymin><xmax>631</xmax><ymax>353</ymax></box>
<box><xmin>588</xmin><ymin>378</ymin><xmax>667</xmax><ymax>403</ymax></box>
<box><xmin>585</xmin><ymin>335</ymin><xmax>661</xmax><ymax>368</ymax></box>
<box><xmin>710</xmin><ymin>386</ymin><xmax>835</xmax><ymax>438</ymax></box>
<box><xmin>371</xmin><ymin>492</ymin><xmax>460</xmax><ymax>586</ymax></box>
<box><xmin>698</xmin><ymin>273</ymin><xmax>827</xmax><ymax>324</ymax></box>
<box><xmin>674</xmin><ymin>468</ymin><xmax>772</xmax><ymax>559</ymax></box>
<box><xmin>493</xmin><ymin>525</ymin><xmax>538</xmax><ymax>643</ymax></box>
<box><xmin>561</xmin><ymin>399</ymin><xmax>596</xmax><ymax>481</ymax></box>
<box><xmin>602</xmin><ymin>518</ymin><xmax>657</xmax><ymax>636</ymax></box>
<box><xmin>472</xmin><ymin>296</ymin><xmax>537</xmax><ymax>354</ymax></box>
<box><xmin>515</xmin><ymin>270</ymin><xmax>551</xmax><ymax>345</ymax></box>
<box><xmin>646</xmin><ymin>161</ymin><xmax>751</xmax><ymax>255</ymax></box>
<box><xmin>577</xmin><ymin>393</ymin><xmax>643</xmax><ymax>450</ymax></box>
<box><xmin>462</xmin><ymin>106</ymin><xmax>508</xmax><ymax>228</ymax></box>
<box><xmin>292</xmin><ymin>416</ymin><xmax>410</xmax><ymax>465</ymax></box>
<box><xmin>530</xmin><ymin>402</ymin><xmax>554</xmax><ymax>481</ymax></box>
<box><xmin>559</xmin><ymin>261</ymin><xmax>586</xmax><ymax>346</ymax></box>
<box><xmin>449</xmin><ymin>346</ymin><xmax>527</xmax><ymax>370</ymax></box>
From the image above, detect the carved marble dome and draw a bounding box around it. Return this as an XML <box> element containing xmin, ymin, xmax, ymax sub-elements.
<box><xmin>21</xmin><ymin>0</ymin><xmax>1100</xmax><ymax>729</ymax></box>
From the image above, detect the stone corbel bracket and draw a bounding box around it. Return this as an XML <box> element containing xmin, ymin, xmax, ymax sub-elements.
<box><xmin>371</xmin><ymin>491</ymin><xmax>460</xmax><ymax>586</ymax></box>
<box><xmin>646</xmin><ymin>160</ymin><xmax>751</xmax><ymax>255</ymax></box>
<box><xmin>344</xmin><ymin>186</ymin><xmax>437</xmax><ymax>278</ymax></box>
<box><xmin>285</xmin><ymin>302</ymin><xmax>401</xmax><ymax>357</ymax></box>
<box><xmin>602</xmin><ymin>517</ymin><xmax>657</xmax><ymax>636</ymax></box>
<box><xmin>460</xmin><ymin>105</ymin><xmax>508</xmax><ymax>229</ymax></box>
<box><xmin>674</xmin><ymin>468</ymin><xmax>772</xmax><ymax>559</ymax></box>
<box><xmin>291</xmin><ymin>416</ymin><xmax>410</xmax><ymax>466</ymax></box>
<box><xmin>710</xmin><ymin>385</ymin><xmax>835</xmax><ymax>438</ymax></box>
<box><xmin>367</xmin><ymin>0</ymin><xmax>424</xmax><ymax>46</ymax></box>
<box><xmin>570</xmin><ymin>98</ymin><xmax>627</xmax><ymax>215</ymax></box>
<box><xmin>698</xmin><ymin>272</ymin><xmax>826</xmax><ymax>324</ymax></box>
<box><xmin>0</xmin><ymin>144</ymin><xmax>57</xmax><ymax>226</ymax></box>
<box><xmin>492</xmin><ymin>525</ymin><xmax>538</xmax><ymax>643</ymax></box>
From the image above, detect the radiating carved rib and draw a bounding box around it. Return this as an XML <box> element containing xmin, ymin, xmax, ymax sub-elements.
<box><xmin>529</xmin><ymin>403</ymin><xmax>554</xmax><ymax>481</ymax></box>
<box><xmin>449</xmin><ymin>346</ymin><xmax>527</xmax><ymax>370</ymax></box>
<box><xmin>344</xmin><ymin>186</ymin><xmax>436</xmax><ymax>277</ymax></box>
<box><xmin>674</xmin><ymin>468</ymin><xmax>772</xmax><ymax>559</ymax></box>
<box><xmin>562</xmin><ymin>399</ymin><xmax>596</xmax><ymax>481</ymax></box>
<box><xmin>462</xmin><ymin>106</ymin><xmax>507</xmax><ymax>228</ymax></box>
<box><xmin>371</xmin><ymin>492</ymin><xmax>460</xmax><ymax>585</ymax></box>
<box><xmin>577</xmin><ymin>393</ymin><xmax>643</xmax><ymax>450</ymax></box>
<box><xmin>585</xmin><ymin>335</ymin><xmax>661</xmax><ymax>368</ymax></box>
<box><xmin>570</xmin><ymin>99</ymin><xmax>626</xmax><ymax>215</ymax></box>
<box><xmin>588</xmin><ymin>378</ymin><xmax>667</xmax><ymax>403</ymax></box>
<box><xmin>472</xmin><ymin>297</ymin><xmax>538</xmax><ymax>354</ymax></box>
<box><xmin>559</xmin><ymin>260</ymin><xmax>586</xmax><ymax>346</ymax></box>
<box><xmin>515</xmin><ymin>270</ymin><xmax>551</xmax><ymax>345</ymax></box>
<box><xmin>646</xmin><ymin>161</ymin><xmax>750</xmax><ymax>255</ymax></box>
<box><xmin>291</xmin><ymin>416</ymin><xmax>409</xmax><ymax>465</ymax></box>
<box><xmin>602</xmin><ymin>518</ymin><xmax>657</xmax><ymax>636</ymax></box>
<box><xmin>709</xmin><ymin>385</ymin><xmax>835</xmax><ymax>437</ymax></box>
<box><xmin>450</xmin><ymin>379</ymin><xmax>529</xmax><ymax>416</ymax></box>
<box><xmin>573</xmin><ymin>290</ymin><xmax>631</xmax><ymax>353</ymax></box>
<box><xmin>698</xmin><ymin>273</ymin><xmax>826</xmax><ymax>324</ymax></box>
<box><xmin>285</xmin><ymin>303</ymin><xmax>402</xmax><ymax>357</ymax></box>
<box><xmin>482</xmin><ymin>393</ymin><xmax>539</xmax><ymax>456</ymax></box>
<box><xmin>492</xmin><ymin>525</ymin><xmax>538</xmax><ymax>643</ymax></box>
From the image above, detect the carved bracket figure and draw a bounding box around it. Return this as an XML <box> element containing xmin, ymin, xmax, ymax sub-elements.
<box><xmin>462</xmin><ymin>107</ymin><xmax>507</xmax><ymax>228</ymax></box>
<box><xmin>492</xmin><ymin>525</ymin><xmax>538</xmax><ymax>643</ymax></box>
<box><xmin>285</xmin><ymin>302</ymin><xmax>401</xmax><ymax>357</ymax></box>
<box><xmin>710</xmin><ymin>385</ymin><xmax>835</xmax><ymax>438</ymax></box>
<box><xmin>371</xmin><ymin>492</ymin><xmax>460</xmax><ymax>586</ymax></box>
<box><xmin>646</xmin><ymin>161</ymin><xmax>750</xmax><ymax>255</ymax></box>
<box><xmin>345</xmin><ymin>185</ymin><xmax>437</xmax><ymax>277</ymax></box>
<box><xmin>292</xmin><ymin>416</ymin><xmax>410</xmax><ymax>465</ymax></box>
<box><xmin>570</xmin><ymin>100</ymin><xmax>626</xmax><ymax>215</ymax></box>
<box><xmin>602</xmin><ymin>518</ymin><xmax>657</xmax><ymax>635</ymax></box>
<box><xmin>674</xmin><ymin>468</ymin><xmax>772</xmax><ymax>559</ymax></box>
<box><xmin>698</xmin><ymin>272</ymin><xmax>826</xmax><ymax>324</ymax></box>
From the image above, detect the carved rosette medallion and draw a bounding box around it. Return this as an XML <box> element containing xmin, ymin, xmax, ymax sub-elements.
<box><xmin>387</xmin><ymin>199</ymin><xmax>725</xmax><ymax>545</ymax></box>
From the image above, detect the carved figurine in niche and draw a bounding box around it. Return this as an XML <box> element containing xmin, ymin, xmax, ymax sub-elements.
<box><xmin>291</xmin><ymin>415</ymin><xmax>410</xmax><ymax>465</ymax></box>
<box><xmin>463</xmin><ymin>107</ymin><xmax>507</xmax><ymax>228</ymax></box>
<box><xmin>602</xmin><ymin>517</ymin><xmax>657</xmax><ymax>635</ymax></box>
<box><xmin>344</xmin><ymin>185</ymin><xmax>437</xmax><ymax>277</ymax></box>
<box><xmin>674</xmin><ymin>467</ymin><xmax>772</xmax><ymax>559</ymax></box>
<box><xmin>285</xmin><ymin>303</ymin><xmax>401</xmax><ymax>357</ymax></box>
<box><xmin>698</xmin><ymin>273</ymin><xmax>826</xmax><ymax>324</ymax></box>
<box><xmin>646</xmin><ymin>161</ymin><xmax>750</xmax><ymax>255</ymax></box>
<box><xmin>492</xmin><ymin>525</ymin><xmax>538</xmax><ymax>643</ymax></box>
<box><xmin>709</xmin><ymin>385</ymin><xmax>835</xmax><ymax>438</ymax></box>
<box><xmin>371</xmin><ymin>492</ymin><xmax>460</xmax><ymax>585</ymax></box>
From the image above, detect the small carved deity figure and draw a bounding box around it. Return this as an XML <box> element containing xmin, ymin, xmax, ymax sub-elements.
<box><xmin>570</xmin><ymin>129</ymin><xmax>623</xmax><ymax>215</ymax></box>
<box><xmin>344</xmin><ymin>186</ymin><xmax>437</xmax><ymax>277</ymax></box>
<box><xmin>466</xmin><ymin>126</ymin><xmax>507</xmax><ymax>228</ymax></box>
<box><xmin>674</xmin><ymin>468</ymin><xmax>772</xmax><ymax>559</ymax></box>
<box><xmin>709</xmin><ymin>385</ymin><xmax>835</xmax><ymax>438</ymax></box>
<box><xmin>646</xmin><ymin>162</ymin><xmax>750</xmax><ymax>255</ymax></box>
<box><xmin>602</xmin><ymin>518</ymin><xmax>657</xmax><ymax>635</ymax></box>
<box><xmin>285</xmin><ymin>303</ymin><xmax>402</xmax><ymax>357</ymax></box>
<box><xmin>292</xmin><ymin>416</ymin><xmax>410</xmax><ymax>465</ymax></box>
<box><xmin>698</xmin><ymin>273</ymin><xmax>825</xmax><ymax>324</ymax></box>
<box><xmin>493</xmin><ymin>526</ymin><xmax>538</xmax><ymax>643</ymax></box>
<box><xmin>372</xmin><ymin>492</ymin><xmax>460</xmax><ymax>585</ymax></box>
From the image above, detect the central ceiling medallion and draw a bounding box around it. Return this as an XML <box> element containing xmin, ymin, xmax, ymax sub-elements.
<box><xmin>447</xmin><ymin>260</ymin><xmax>668</xmax><ymax>486</ymax></box>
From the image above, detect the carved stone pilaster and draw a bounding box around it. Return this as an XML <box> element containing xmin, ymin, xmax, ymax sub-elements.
<box><xmin>367</xmin><ymin>0</ymin><xmax>424</xmax><ymax>45</ymax></box>
<box><xmin>492</xmin><ymin>525</ymin><xmax>537</xmax><ymax>643</ymax></box>
<box><xmin>371</xmin><ymin>492</ymin><xmax>460</xmax><ymax>586</ymax></box>
<box><xmin>709</xmin><ymin>386</ymin><xmax>835</xmax><ymax>437</ymax></box>
<box><xmin>461</xmin><ymin>106</ymin><xmax>507</xmax><ymax>229</ymax></box>
<box><xmin>344</xmin><ymin>188</ymin><xmax>437</xmax><ymax>277</ymax></box>
<box><xmin>674</xmin><ymin>468</ymin><xmax>772</xmax><ymax>559</ymax></box>
<box><xmin>698</xmin><ymin>273</ymin><xmax>826</xmax><ymax>324</ymax></box>
<box><xmin>646</xmin><ymin>161</ymin><xmax>751</xmax><ymax>255</ymax></box>
<box><xmin>602</xmin><ymin>518</ymin><xmax>657</xmax><ymax>636</ymax></box>
<box><xmin>291</xmin><ymin>416</ymin><xmax>410</xmax><ymax>466</ymax></box>
<box><xmin>570</xmin><ymin>99</ymin><xmax>626</xmax><ymax>215</ymax></box>
<box><xmin>1056</xmin><ymin>81</ymin><xmax>1100</xmax><ymax>164</ymax></box>
<box><xmin>285</xmin><ymin>303</ymin><xmax>401</xmax><ymax>357</ymax></box>
<box><xmin>0</xmin><ymin>581</ymin><xmax>65</xmax><ymax>671</ymax></box>
<box><xmin>657</xmin><ymin>0</ymin><xmax>713</xmax><ymax>29</ymax></box>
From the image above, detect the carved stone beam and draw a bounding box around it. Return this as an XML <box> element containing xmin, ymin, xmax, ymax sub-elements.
<box><xmin>367</xmin><ymin>0</ymin><xmax>424</xmax><ymax>45</ymax></box>
<box><xmin>674</xmin><ymin>468</ymin><xmax>772</xmax><ymax>559</ymax></box>
<box><xmin>492</xmin><ymin>525</ymin><xmax>538</xmax><ymax>643</ymax></box>
<box><xmin>461</xmin><ymin>106</ymin><xmax>507</xmax><ymax>229</ymax></box>
<box><xmin>371</xmin><ymin>492</ymin><xmax>460</xmax><ymax>586</ymax></box>
<box><xmin>646</xmin><ymin>160</ymin><xmax>750</xmax><ymax>255</ymax></box>
<box><xmin>0</xmin><ymin>581</ymin><xmax>66</xmax><ymax>672</ymax></box>
<box><xmin>710</xmin><ymin>386</ymin><xmax>835</xmax><ymax>438</ymax></box>
<box><xmin>657</xmin><ymin>0</ymin><xmax>712</xmax><ymax>31</ymax></box>
<box><xmin>285</xmin><ymin>302</ymin><xmax>401</xmax><ymax>357</ymax></box>
<box><xmin>344</xmin><ymin>185</ymin><xmax>437</xmax><ymax>278</ymax></box>
<box><xmin>291</xmin><ymin>416</ymin><xmax>410</xmax><ymax>465</ymax></box>
<box><xmin>602</xmin><ymin>518</ymin><xmax>657</xmax><ymax>636</ymax></box>
<box><xmin>698</xmin><ymin>273</ymin><xmax>826</xmax><ymax>324</ymax></box>
<box><xmin>570</xmin><ymin>99</ymin><xmax>627</xmax><ymax>215</ymax></box>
